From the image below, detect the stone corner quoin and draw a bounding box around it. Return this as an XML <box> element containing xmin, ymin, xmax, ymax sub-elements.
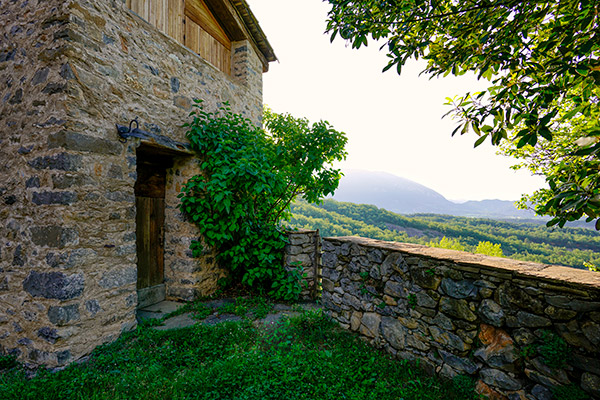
<box><xmin>0</xmin><ymin>0</ymin><xmax>270</xmax><ymax>367</ymax></box>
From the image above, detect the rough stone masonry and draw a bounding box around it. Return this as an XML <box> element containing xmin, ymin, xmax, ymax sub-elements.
<box><xmin>320</xmin><ymin>236</ymin><xmax>600</xmax><ymax>400</ymax></box>
<box><xmin>0</xmin><ymin>0</ymin><xmax>272</xmax><ymax>367</ymax></box>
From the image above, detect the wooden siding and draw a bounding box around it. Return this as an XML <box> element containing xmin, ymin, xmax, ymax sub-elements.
<box><xmin>126</xmin><ymin>0</ymin><xmax>231</xmax><ymax>75</ymax></box>
<box><xmin>184</xmin><ymin>16</ymin><xmax>231</xmax><ymax>74</ymax></box>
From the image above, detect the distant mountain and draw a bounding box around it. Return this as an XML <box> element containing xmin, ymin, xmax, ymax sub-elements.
<box><xmin>330</xmin><ymin>170</ymin><xmax>540</xmax><ymax>220</ymax></box>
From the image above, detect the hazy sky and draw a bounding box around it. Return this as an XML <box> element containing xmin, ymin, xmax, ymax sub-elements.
<box><xmin>248</xmin><ymin>0</ymin><xmax>546</xmax><ymax>201</ymax></box>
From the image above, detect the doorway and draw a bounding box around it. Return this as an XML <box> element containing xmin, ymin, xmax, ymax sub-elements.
<box><xmin>135</xmin><ymin>146</ymin><xmax>172</xmax><ymax>308</ymax></box>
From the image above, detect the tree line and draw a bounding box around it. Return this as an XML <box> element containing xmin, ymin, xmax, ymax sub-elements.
<box><xmin>289</xmin><ymin>199</ymin><xmax>600</xmax><ymax>270</ymax></box>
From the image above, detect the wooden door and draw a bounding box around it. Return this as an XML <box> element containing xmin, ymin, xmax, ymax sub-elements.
<box><xmin>135</xmin><ymin>151</ymin><xmax>170</xmax><ymax>292</ymax></box>
<box><xmin>136</xmin><ymin>196</ymin><xmax>165</xmax><ymax>289</ymax></box>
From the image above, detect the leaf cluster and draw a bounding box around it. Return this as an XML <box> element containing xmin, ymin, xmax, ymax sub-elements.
<box><xmin>179</xmin><ymin>102</ymin><xmax>347</xmax><ymax>299</ymax></box>
<box><xmin>326</xmin><ymin>0</ymin><xmax>600</xmax><ymax>227</ymax></box>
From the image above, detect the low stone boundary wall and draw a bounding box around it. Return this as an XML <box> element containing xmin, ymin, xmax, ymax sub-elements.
<box><xmin>320</xmin><ymin>236</ymin><xmax>600</xmax><ymax>400</ymax></box>
<box><xmin>284</xmin><ymin>230</ymin><xmax>320</xmax><ymax>300</ymax></box>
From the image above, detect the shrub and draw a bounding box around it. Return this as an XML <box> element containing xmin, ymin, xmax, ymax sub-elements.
<box><xmin>179</xmin><ymin>102</ymin><xmax>346</xmax><ymax>299</ymax></box>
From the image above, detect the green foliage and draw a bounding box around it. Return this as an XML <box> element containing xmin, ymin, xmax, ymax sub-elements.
<box><xmin>519</xmin><ymin>343</ymin><xmax>537</xmax><ymax>360</ymax></box>
<box><xmin>584</xmin><ymin>261</ymin><xmax>599</xmax><ymax>272</ymax></box>
<box><xmin>475</xmin><ymin>241</ymin><xmax>504</xmax><ymax>257</ymax></box>
<box><xmin>179</xmin><ymin>102</ymin><xmax>347</xmax><ymax>299</ymax></box>
<box><xmin>407</xmin><ymin>293</ymin><xmax>417</xmax><ymax>309</ymax></box>
<box><xmin>164</xmin><ymin>301</ymin><xmax>213</xmax><ymax>321</ymax></box>
<box><xmin>0</xmin><ymin>309</ymin><xmax>478</xmax><ymax>400</ymax></box>
<box><xmin>553</xmin><ymin>384</ymin><xmax>590</xmax><ymax>400</ymax></box>
<box><xmin>271</xmin><ymin>264</ymin><xmax>306</xmax><ymax>301</ymax></box>
<box><xmin>290</xmin><ymin>199</ymin><xmax>600</xmax><ymax>269</ymax></box>
<box><xmin>325</xmin><ymin>0</ymin><xmax>600</xmax><ymax>228</ymax></box>
<box><xmin>429</xmin><ymin>237</ymin><xmax>468</xmax><ymax>252</ymax></box>
<box><xmin>0</xmin><ymin>355</ymin><xmax>17</xmax><ymax>371</ymax></box>
<box><xmin>218</xmin><ymin>296</ymin><xmax>274</xmax><ymax>320</ymax></box>
<box><xmin>451</xmin><ymin>375</ymin><xmax>477</xmax><ymax>399</ymax></box>
<box><xmin>499</xmin><ymin>102</ymin><xmax>600</xmax><ymax>229</ymax></box>
<box><xmin>537</xmin><ymin>330</ymin><xmax>570</xmax><ymax>369</ymax></box>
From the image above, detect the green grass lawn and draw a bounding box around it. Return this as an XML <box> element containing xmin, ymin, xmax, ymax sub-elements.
<box><xmin>0</xmin><ymin>309</ymin><xmax>477</xmax><ymax>400</ymax></box>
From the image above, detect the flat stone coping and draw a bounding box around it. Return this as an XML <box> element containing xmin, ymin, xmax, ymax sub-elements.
<box><xmin>324</xmin><ymin>236</ymin><xmax>600</xmax><ymax>290</ymax></box>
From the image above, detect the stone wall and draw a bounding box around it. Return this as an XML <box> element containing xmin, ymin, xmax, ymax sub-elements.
<box><xmin>321</xmin><ymin>236</ymin><xmax>600</xmax><ymax>400</ymax></box>
<box><xmin>0</xmin><ymin>0</ymin><xmax>266</xmax><ymax>367</ymax></box>
<box><xmin>285</xmin><ymin>230</ymin><xmax>320</xmax><ymax>300</ymax></box>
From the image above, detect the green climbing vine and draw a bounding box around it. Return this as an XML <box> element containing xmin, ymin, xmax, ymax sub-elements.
<box><xmin>179</xmin><ymin>101</ymin><xmax>347</xmax><ymax>300</ymax></box>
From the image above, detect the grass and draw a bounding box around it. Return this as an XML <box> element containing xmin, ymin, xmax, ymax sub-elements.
<box><xmin>0</xmin><ymin>308</ymin><xmax>478</xmax><ymax>400</ymax></box>
<box><xmin>163</xmin><ymin>296</ymin><xmax>275</xmax><ymax>322</ymax></box>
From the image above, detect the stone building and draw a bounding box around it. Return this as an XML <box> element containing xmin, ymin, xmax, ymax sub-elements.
<box><xmin>0</xmin><ymin>0</ymin><xmax>275</xmax><ymax>366</ymax></box>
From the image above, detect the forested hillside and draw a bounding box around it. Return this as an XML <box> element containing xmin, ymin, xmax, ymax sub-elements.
<box><xmin>289</xmin><ymin>199</ymin><xmax>600</xmax><ymax>270</ymax></box>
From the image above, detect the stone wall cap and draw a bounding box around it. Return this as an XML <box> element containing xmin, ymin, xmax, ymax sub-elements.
<box><xmin>286</xmin><ymin>229</ymin><xmax>319</xmax><ymax>234</ymax></box>
<box><xmin>323</xmin><ymin>236</ymin><xmax>600</xmax><ymax>290</ymax></box>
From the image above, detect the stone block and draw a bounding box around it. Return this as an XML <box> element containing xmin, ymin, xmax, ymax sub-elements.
<box><xmin>498</xmin><ymin>282</ymin><xmax>544</xmax><ymax>314</ymax></box>
<box><xmin>28</xmin><ymin>152</ymin><xmax>82</xmax><ymax>171</ymax></box>
<box><xmin>524</xmin><ymin>368</ymin><xmax>562</xmax><ymax>388</ymax></box>
<box><xmin>23</xmin><ymin>271</ymin><xmax>84</xmax><ymax>300</ymax></box>
<box><xmin>581</xmin><ymin>321</ymin><xmax>600</xmax><ymax>345</ymax></box>
<box><xmin>475</xmin><ymin>324</ymin><xmax>518</xmax><ymax>372</ymax></box>
<box><xmin>52</xmin><ymin>174</ymin><xmax>95</xmax><ymax>189</ymax></box>
<box><xmin>513</xmin><ymin>311</ymin><xmax>551</xmax><ymax>328</ymax></box>
<box><xmin>12</xmin><ymin>245</ymin><xmax>25</xmax><ymax>267</ymax></box>
<box><xmin>32</xmin><ymin>191</ymin><xmax>77</xmax><ymax>205</ymax></box>
<box><xmin>531</xmin><ymin>384</ymin><xmax>552</xmax><ymax>400</ymax></box>
<box><xmin>342</xmin><ymin>292</ymin><xmax>362</xmax><ymax>310</ymax></box>
<box><xmin>441</xmin><ymin>278</ymin><xmax>478</xmax><ymax>299</ymax></box>
<box><xmin>86</xmin><ymin>300</ymin><xmax>101</xmax><ymax>316</ymax></box>
<box><xmin>37</xmin><ymin>327</ymin><xmax>59</xmax><ymax>344</ymax></box>
<box><xmin>406</xmin><ymin>332</ymin><xmax>431</xmax><ymax>351</ymax></box>
<box><xmin>529</xmin><ymin>357</ymin><xmax>570</xmax><ymax>385</ymax></box>
<box><xmin>48</xmin><ymin>131</ymin><xmax>122</xmax><ymax>155</ymax></box>
<box><xmin>411</xmin><ymin>268</ymin><xmax>441</xmax><ymax>290</ymax></box>
<box><xmin>30</xmin><ymin>225</ymin><xmax>79</xmax><ymax>248</ymax></box>
<box><xmin>381</xmin><ymin>252</ymin><xmax>408</xmax><ymax>274</ymax></box>
<box><xmin>25</xmin><ymin>176</ymin><xmax>41</xmax><ymax>188</ymax></box>
<box><xmin>288</xmin><ymin>253</ymin><xmax>311</xmax><ymax>266</ymax></box>
<box><xmin>415</xmin><ymin>291</ymin><xmax>438</xmax><ymax>308</ymax></box>
<box><xmin>546</xmin><ymin>296</ymin><xmax>600</xmax><ymax>312</ymax></box>
<box><xmin>581</xmin><ymin>372</ymin><xmax>600</xmax><ymax>398</ymax></box>
<box><xmin>288</xmin><ymin>233</ymin><xmax>310</xmax><ymax>246</ymax></box>
<box><xmin>478</xmin><ymin>299</ymin><xmax>505</xmax><ymax>327</ymax></box>
<box><xmin>570</xmin><ymin>353</ymin><xmax>600</xmax><ymax>375</ymax></box>
<box><xmin>48</xmin><ymin>304</ymin><xmax>80</xmax><ymax>326</ymax></box>
<box><xmin>98</xmin><ymin>267</ymin><xmax>136</xmax><ymax>289</ymax></box>
<box><xmin>384</xmin><ymin>281</ymin><xmax>405</xmax><ymax>298</ymax></box>
<box><xmin>543</xmin><ymin>305</ymin><xmax>577</xmax><ymax>321</ymax></box>
<box><xmin>480</xmin><ymin>368</ymin><xmax>522</xmax><ymax>391</ymax></box>
<box><xmin>381</xmin><ymin>316</ymin><xmax>407</xmax><ymax>350</ymax></box>
<box><xmin>360</xmin><ymin>312</ymin><xmax>381</xmax><ymax>338</ymax></box>
<box><xmin>429</xmin><ymin>325</ymin><xmax>468</xmax><ymax>352</ymax></box>
<box><xmin>321</xmin><ymin>252</ymin><xmax>337</xmax><ymax>268</ymax></box>
<box><xmin>432</xmin><ymin>312</ymin><xmax>454</xmax><ymax>330</ymax></box>
<box><xmin>438</xmin><ymin>349</ymin><xmax>479</xmax><ymax>374</ymax></box>
<box><xmin>367</xmin><ymin>249</ymin><xmax>384</xmax><ymax>264</ymax></box>
<box><xmin>439</xmin><ymin>297</ymin><xmax>477</xmax><ymax>322</ymax></box>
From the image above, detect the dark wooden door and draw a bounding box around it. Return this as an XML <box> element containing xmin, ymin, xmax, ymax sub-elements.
<box><xmin>135</xmin><ymin>150</ymin><xmax>170</xmax><ymax>290</ymax></box>
<box><xmin>136</xmin><ymin>196</ymin><xmax>165</xmax><ymax>289</ymax></box>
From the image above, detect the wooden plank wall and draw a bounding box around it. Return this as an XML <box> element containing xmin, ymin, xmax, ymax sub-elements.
<box><xmin>184</xmin><ymin>16</ymin><xmax>231</xmax><ymax>74</ymax></box>
<box><xmin>126</xmin><ymin>0</ymin><xmax>231</xmax><ymax>75</ymax></box>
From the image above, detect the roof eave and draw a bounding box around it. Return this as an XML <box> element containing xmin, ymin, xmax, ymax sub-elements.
<box><xmin>230</xmin><ymin>0</ymin><xmax>277</xmax><ymax>66</ymax></box>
